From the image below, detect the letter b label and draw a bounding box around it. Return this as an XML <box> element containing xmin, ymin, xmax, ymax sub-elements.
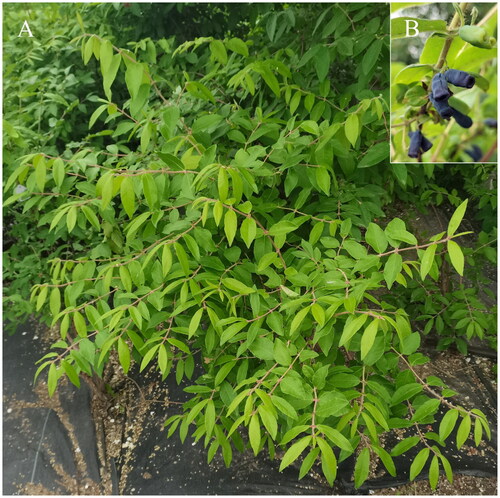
<box><xmin>405</xmin><ymin>20</ymin><xmax>419</xmax><ymax>37</ymax></box>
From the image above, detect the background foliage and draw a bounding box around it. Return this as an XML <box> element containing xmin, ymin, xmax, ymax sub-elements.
<box><xmin>3</xmin><ymin>2</ymin><xmax>496</xmax><ymax>490</ymax></box>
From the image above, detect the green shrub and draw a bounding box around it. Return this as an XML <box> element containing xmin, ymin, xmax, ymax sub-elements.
<box><xmin>3</xmin><ymin>3</ymin><xmax>493</xmax><ymax>490</ymax></box>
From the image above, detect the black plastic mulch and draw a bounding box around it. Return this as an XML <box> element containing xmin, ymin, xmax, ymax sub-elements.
<box><xmin>3</xmin><ymin>321</ymin><xmax>497</xmax><ymax>495</ymax></box>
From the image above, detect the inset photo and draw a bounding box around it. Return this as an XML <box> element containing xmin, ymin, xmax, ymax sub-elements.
<box><xmin>391</xmin><ymin>2</ymin><xmax>497</xmax><ymax>163</ymax></box>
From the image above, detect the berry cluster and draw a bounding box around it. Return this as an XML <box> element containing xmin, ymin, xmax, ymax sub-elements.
<box><xmin>407</xmin><ymin>69</ymin><xmax>482</xmax><ymax>159</ymax></box>
<box><xmin>429</xmin><ymin>70</ymin><xmax>475</xmax><ymax>128</ymax></box>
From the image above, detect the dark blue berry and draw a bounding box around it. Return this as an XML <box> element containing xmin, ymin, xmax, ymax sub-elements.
<box><xmin>451</xmin><ymin>107</ymin><xmax>473</xmax><ymax>128</ymax></box>
<box><xmin>408</xmin><ymin>131</ymin><xmax>423</xmax><ymax>158</ymax></box>
<box><xmin>421</xmin><ymin>135</ymin><xmax>433</xmax><ymax>153</ymax></box>
<box><xmin>484</xmin><ymin>118</ymin><xmax>497</xmax><ymax>128</ymax></box>
<box><xmin>431</xmin><ymin>73</ymin><xmax>452</xmax><ymax>101</ymax></box>
<box><xmin>444</xmin><ymin>69</ymin><xmax>475</xmax><ymax>89</ymax></box>
<box><xmin>465</xmin><ymin>145</ymin><xmax>482</xmax><ymax>161</ymax></box>
<box><xmin>429</xmin><ymin>92</ymin><xmax>453</xmax><ymax>119</ymax></box>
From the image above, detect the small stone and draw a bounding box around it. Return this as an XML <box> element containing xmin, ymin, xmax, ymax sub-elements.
<box><xmin>7</xmin><ymin>408</ymin><xmax>12</xmax><ymax>414</ymax></box>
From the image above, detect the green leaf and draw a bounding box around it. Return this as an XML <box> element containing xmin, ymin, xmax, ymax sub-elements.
<box><xmin>420</xmin><ymin>244</ymin><xmax>437</xmax><ymax>280</ymax></box>
<box><xmin>82</xmin><ymin>206</ymin><xmax>100</xmax><ymax>231</ymax></box>
<box><xmin>118</xmin><ymin>337</ymin><xmax>131</xmax><ymax>374</ymax></box>
<box><xmin>222</xmin><ymin>278</ymin><xmax>255</xmax><ymax>295</ymax></box>
<box><xmin>390</xmin><ymin>436</ymin><xmax>420</xmax><ymax>456</ymax></box>
<box><xmin>338</xmin><ymin>313</ymin><xmax>368</xmax><ymax>347</ymax></box>
<box><xmin>317</xmin><ymin>424</ymin><xmax>353</xmax><ymax>451</ymax></box>
<box><xmin>186</xmin><ymin>398</ymin><xmax>210</xmax><ymax>424</ymax></box>
<box><xmin>440</xmin><ymin>454</ymin><xmax>453</xmax><ymax>484</ymax></box>
<box><xmin>266</xmin><ymin>13</ymin><xmax>277</xmax><ymax>42</ymax></box>
<box><xmin>226</xmin><ymin>37</ymin><xmax>248</xmax><ymax>56</ymax></box>
<box><xmin>366</xmin><ymin>223</ymin><xmax>388</xmax><ymax>253</ymax></box>
<box><xmin>410</xmin><ymin>447</ymin><xmax>430</xmax><ymax>481</ymax></box>
<box><xmin>220</xmin><ymin>320</ymin><xmax>247</xmax><ymax>344</ymax></box>
<box><xmin>447</xmin><ymin>240</ymin><xmax>464</xmax><ymax>276</ymax></box>
<box><xmin>271</xmin><ymin>395</ymin><xmax>298</xmax><ymax>420</ymax></box>
<box><xmin>429</xmin><ymin>455</ymin><xmax>440</xmax><ymax>490</ymax></box>
<box><xmin>372</xmin><ymin>445</ymin><xmax>396</xmax><ymax>477</ymax></box>
<box><xmin>316</xmin><ymin>166</ymin><xmax>330</xmax><ymax>195</ymax></box>
<box><xmin>174</xmin><ymin>242</ymin><xmax>190</xmax><ymax>276</ymax></box>
<box><xmin>290</xmin><ymin>306</ymin><xmax>310</xmax><ymax>335</ymax></box>
<box><xmin>240</xmin><ymin>217</ymin><xmax>257</xmax><ymax>248</ymax></box>
<box><xmin>410</xmin><ymin>398</ymin><xmax>440</xmax><ymax>422</ymax></box>
<box><xmin>188</xmin><ymin>308</ymin><xmax>203</xmax><ymax>338</ymax></box>
<box><xmin>317</xmin><ymin>437</ymin><xmax>337</xmax><ymax>486</ymax></box>
<box><xmin>120</xmin><ymin>177</ymin><xmax>135</xmax><ymax>218</ymax></box>
<box><xmin>344</xmin><ymin>113</ymin><xmax>359</xmax><ymax>147</ymax></box>
<box><xmin>384</xmin><ymin>253</ymin><xmax>402</xmax><ymax>289</ymax></box>
<box><xmin>186</xmin><ymin>81</ymin><xmax>216</xmax><ymax>104</ymax></box>
<box><xmin>210</xmin><ymin>39</ymin><xmax>228</xmax><ymax>64</ymax></box>
<box><xmin>140</xmin><ymin>344</ymin><xmax>160</xmax><ymax>372</ymax></box>
<box><xmin>456</xmin><ymin>414</ymin><xmax>471</xmax><ymax>449</ymax></box>
<box><xmin>47</xmin><ymin>363</ymin><xmax>57</xmax><ymax>397</ymax></box>
<box><xmin>401</xmin><ymin>332</ymin><xmax>421</xmax><ymax>355</ymax></box>
<box><xmin>394</xmin><ymin>64</ymin><xmax>434</xmax><ymax>85</ymax></box>
<box><xmin>215</xmin><ymin>361</ymin><xmax>236</xmax><ymax>386</ymax></box>
<box><xmin>224</xmin><ymin>209</ymin><xmax>237</xmax><ymax>246</ymax></box>
<box><xmin>162</xmin><ymin>244</ymin><xmax>172</xmax><ymax>277</ymax></box>
<box><xmin>315</xmin><ymin>45</ymin><xmax>330</xmax><ymax>81</ymax></box>
<box><xmin>218</xmin><ymin>168</ymin><xmax>229</xmax><ymax>201</ymax></box>
<box><xmin>358</xmin><ymin>142</ymin><xmax>389</xmax><ymax>168</ymax></box>
<box><xmin>83</xmin><ymin>36</ymin><xmax>94</xmax><ymax>64</ymax></box>
<box><xmin>257</xmin><ymin>252</ymin><xmax>278</xmax><ymax>272</ymax></box>
<box><xmin>249</xmin><ymin>413</ymin><xmax>261</xmax><ymax>455</ymax></box>
<box><xmin>279</xmin><ymin>436</ymin><xmax>312</xmax><ymax>471</ymax></box>
<box><xmin>360</xmin><ymin>319</ymin><xmax>379</xmax><ymax>360</ymax></box>
<box><xmin>35</xmin><ymin>285</ymin><xmax>48</xmax><ymax>312</ymax></box>
<box><xmin>281</xmin><ymin>425</ymin><xmax>310</xmax><ymax>444</ymax></box>
<box><xmin>447</xmin><ymin>199</ymin><xmax>468</xmax><ymax>237</ymax></box>
<box><xmin>257</xmin><ymin>65</ymin><xmax>280</xmax><ymax>97</ymax></box>
<box><xmin>62</xmin><ymin>361</ymin><xmax>80</xmax><ymax>388</ymax></box>
<box><xmin>354</xmin><ymin>447</ymin><xmax>370</xmax><ymax>488</ymax></box>
<box><xmin>103</xmin><ymin>54</ymin><xmax>121</xmax><ymax>100</ymax></box>
<box><xmin>205</xmin><ymin>399</ymin><xmax>216</xmax><ymax>438</ymax></box>
<box><xmin>125</xmin><ymin>61</ymin><xmax>144</xmax><ymax>99</ymax></box>
<box><xmin>289</xmin><ymin>91</ymin><xmax>301</xmax><ymax>114</ymax></box>
<box><xmin>49</xmin><ymin>287</ymin><xmax>61</xmax><ymax>317</ymax></box>
<box><xmin>273</xmin><ymin>339</ymin><xmax>292</xmax><ymax>366</ymax></box>
<box><xmin>73</xmin><ymin>311</ymin><xmax>87</xmax><ymax>337</ymax></box>
<box><xmin>311</xmin><ymin>303</ymin><xmax>325</xmax><ymax>327</ymax></box>
<box><xmin>299</xmin><ymin>448</ymin><xmax>320</xmax><ymax>480</ymax></box>
<box><xmin>364</xmin><ymin>403</ymin><xmax>390</xmax><ymax>431</ymax></box>
<box><xmin>119</xmin><ymin>265</ymin><xmax>132</xmax><ymax>292</ymax></box>
<box><xmin>362</xmin><ymin>39</ymin><xmax>383</xmax><ymax>74</ymax></box>
<box><xmin>257</xmin><ymin>404</ymin><xmax>278</xmax><ymax>440</ymax></box>
<box><xmin>34</xmin><ymin>155</ymin><xmax>46</xmax><ymax>191</ymax></box>
<box><xmin>52</xmin><ymin>158</ymin><xmax>65</xmax><ymax>188</ymax></box>
<box><xmin>391</xmin><ymin>383</ymin><xmax>423</xmax><ymax>405</ymax></box>
<box><xmin>474</xmin><ymin>418</ymin><xmax>483</xmax><ymax>446</ymax></box>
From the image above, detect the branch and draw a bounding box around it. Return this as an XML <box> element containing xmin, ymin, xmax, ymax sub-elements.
<box><xmin>435</xmin><ymin>2</ymin><xmax>469</xmax><ymax>70</ymax></box>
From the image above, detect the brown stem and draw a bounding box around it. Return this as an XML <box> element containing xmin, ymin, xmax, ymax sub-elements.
<box><xmin>435</xmin><ymin>3</ymin><xmax>468</xmax><ymax>70</ymax></box>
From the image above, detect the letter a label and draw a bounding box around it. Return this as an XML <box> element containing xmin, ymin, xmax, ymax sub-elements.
<box><xmin>405</xmin><ymin>20</ymin><xmax>419</xmax><ymax>37</ymax></box>
<box><xmin>18</xmin><ymin>20</ymin><xmax>34</xmax><ymax>37</ymax></box>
